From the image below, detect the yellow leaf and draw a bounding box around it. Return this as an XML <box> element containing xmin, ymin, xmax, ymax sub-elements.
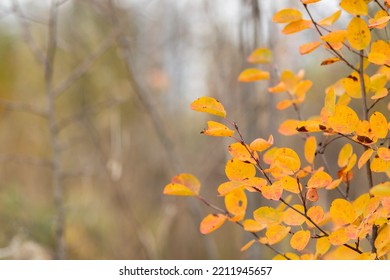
<box><xmin>247</xmin><ymin>48</ymin><xmax>272</xmax><ymax>64</ymax></box>
<box><xmin>290</xmin><ymin>230</ymin><xmax>311</xmax><ymax>251</ymax></box>
<box><xmin>358</xmin><ymin>149</ymin><xmax>374</xmax><ymax>169</ymax></box>
<box><xmin>244</xmin><ymin>177</ymin><xmax>268</xmax><ymax>192</ymax></box>
<box><xmin>217</xmin><ymin>181</ymin><xmax>245</xmax><ymax>196</ymax></box>
<box><xmin>253</xmin><ymin>206</ymin><xmax>282</xmax><ymax>226</ymax></box>
<box><xmin>299</xmin><ymin>41</ymin><xmax>321</xmax><ymax>55</ymax></box>
<box><xmin>294</xmin><ymin>80</ymin><xmax>313</xmax><ymax>100</ymax></box>
<box><xmin>305</xmin><ymin>136</ymin><xmax>317</xmax><ymax>164</ymax></box>
<box><xmin>190</xmin><ymin>96</ymin><xmax>226</xmax><ymax>118</ymax></box>
<box><xmin>330</xmin><ymin>198</ymin><xmax>356</xmax><ymax>225</ymax></box>
<box><xmin>327</xmin><ymin>104</ymin><xmax>359</xmax><ymax>134</ymax></box>
<box><xmin>368</xmin><ymin>40</ymin><xmax>390</xmax><ymax>65</ymax></box>
<box><xmin>326</xmin><ymin>178</ymin><xmax>342</xmax><ymax>190</ymax></box>
<box><xmin>276</xmin><ymin>99</ymin><xmax>293</xmax><ymax>110</ymax></box>
<box><xmin>201</xmin><ymin>121</ymin><xmax>234</xmax><ymax>137</ymax></box>
<box><xmin>283</xmin><ymin>204</ymin><xmax>306</xmax><ymax>226</ymax></box>
<box><xmin>375</xmin><ymin>224</ymin><xmax>390</xmax><ymax>252</ymax></box>
<box><xmin>370</xmin><ymin>182</ymin><xmax>390</xmax><ymax>197</ymax></box>
<box><xmin>273</xmin><ymin>8</ymin><xmax>303</xmax><ymax>23</ymax></box>
<box><xmin>370</xmin><ymin>157</ymin><xmax>390</xmax><ymax>173</ymax></box>
<box><xmin>363</xmin><ymin>197</ymin><xmax>381</xmax><ymax>217</ymax></box>
<box><xmin>282</xmin><ymin>19</ymin><xmax>312</xmax><ymax>35</ymax></box>
<box><xmin>316</xmin><ymin>237</ymin><xmax>331</xmax><ymax>257</ymax></box>
<box><xmin>347</xmin><ymin>17</ymin><xmax>371</xmax><ymax>50</ymax></box>
<box><xmin>242</xmin><ymin>219</ymin><xmax>266</xmax><ymax>232</ymax></box>
<box><xmin>320</xmin><ymin>30</ymin><xmax>347</xmax><ymax>43</ymax></box>
<box><xmin>250</xmin><ymin>135</ymin><xmax>274</xmax><ymax>152</ymax></box>
<box><xmin>228</xmin><ymin>142</ymin><xmax>259</xmax><ymax>164</ymax></box>
<box><xmin>266</xmin><ymin>225</ymin><xmax>291</xmax><ymax>245</ymax></box>
<box><xmin>240</xmin><ymin>239</ymin><xmax>256</xmax><ymax>252</ymax></box>
<box><xmin>225</xmin><ymin>189</ymin><xmax>247</xmax><ymax>221</ymax></box>
<box><xmin>329</xmin><ymin>227</ymin><xmax>350</xmax><ymax>245</ymax></box>
<box><xmin>352</xmin><ymin>193</ymin><xmax>370</xmax><ymax>217</ymax></box>
<box><xmin>200</xmin><ymin>214</ymin><xmax>227</xmax><ymax>234</ymax></box>
<box><xmin>324</xmin><ymin>246</ymin><xmax>360</xmax><ymax>259</ymax></box>
<box><xmin>368</xmin><ymin>14</ymin><xmax>390</xmax><ymax>29</ymax></box>
<box><xmin>318</xmin><ymin>10</ymin><xmax>342</xmax><ymax>26</ymax></box>
<box><xmin>306</xmin><ymin>206</ymin><xmax>324</xmax><ymax>228</ymax></box>
<box><xmin>263</xmin><ymin>147</ymin><xmax>279</xmax><ymax>164</ymax></box>
<box><xmin>370</xmin><ymin>112</ymin><xmax>388</xmax><ymax>139</ymax></box>
<box><xmin>261</xmin><ymin>181</ymin><xmax>283</xmax><ymax>200</ymax></box>
<box><xmin>338</xmin><ymin>143</ymin><xmax>353</xmax><ymax>167</ymax></box>
<box><xmin>296</xmin><ymin>120</ymin><xmax>323</xmax><ymax>133</ymax></box>
<box><xmin>355</xmin><ymin>252</ymin><xmax>377</xmax><ymax>260</ymax></box>
<box><xmin>225</xmin><ymin>158</ymin><xmax>256</xmax><ymax>181</ymax></box>
<box><xmin>238</xmin><ymin>68</ymin><xmax>270</xmax><ymax>82</ymax></box>
<box><xmin>340</xmin><ymin>0</ymin><xmax>368</xmax><ymax>16</ymax></box>
<box><xmin>324</xmin><ymin>87</ymin><xmax>336</xmax><ymax>114</ymax></box>
<box><xmin>163</xmin><ymin>173</ymin><xmax>201</xmax><ymax>196</ymax></box>
<box><xmin>301</xmin><ymin>0</ymin><xmax>321</xmax><ymax>4</ymax></box>
<box><xmin>378</xmin><ymin>148</ymin><xmax>390</xmax><ymax>161</ymax></box>
<box><xmin>280</xmin><ymin>175</ymin><xmax>301</xmax><ymax>194</ymax></box>
<box><xmin>272</xmin><ymin>147</ymin><xmax>301</xmax><ymax>175</ymax></box>
<box><xmin>371</xmin><ymin>88</ymin><xmax>388</xmax><ymax>100</ymax></box>
<box><xmin>340</xmin><ymin>72</ymin><xmax>370</xmax><ymax>99</ymax></box>
<box><xmin>321</xmin><ymin>57</ymin><xmax>341</xmax><ymax>65</ymax></box>
<box><xmin>307</xmin><ymin>171</ymin><xmax>332</xmax><ymax>188</ymax></box>
<box><xmin>279</xmin><ymin>119</ymin><xmax>300</xmax><ymax>135</ymax></box>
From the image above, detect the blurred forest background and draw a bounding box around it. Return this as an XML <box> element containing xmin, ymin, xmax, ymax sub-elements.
<box><xmin>0</xmin><ymin>0</ymin><xmax>365</xmax><ymax>259</ymax></box>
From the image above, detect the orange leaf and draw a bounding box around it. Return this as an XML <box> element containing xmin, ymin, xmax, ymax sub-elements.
<box><xmin>272</xmin><ymin>147</ymin><xmax>301</xmax><ymax>175</ymax></box>
<box><xmin>247</xmin><ymin>48</ymin><xmax>272</xmax><ymax>64</ymax></box>
<box><xmin>250</xmin><ymin>135</ymin><xmax>274</xmax><ymax>152</ymax></box>
<box><xmin>370</xmin><ymin>112</ymin><xmax>388</xmax><ymax>139</ymax></box>
<box><xmin>273</xmin><ymin>8</ymin><xmax>302</xmax><ymax>23</ymax></box>
<box><xmin>261</xmin><ymin>181</ymin><xmax>283</xmax><ymax>200</ymax></box>
<box><xmin>347</xmin><ymin>17</ymin><xmax>371</xmax><ymax>50</ymax></box>
<box><xmin>201</xmin><ymin>121</ymin><xmax>234</xmax><ymax>137</ymax></box>
<box><xmin>306</xmin><ymin>188</ymin><xmax>319</xmax><ymax>202</ymax></box>
<box><xmin>320</xmin><ymin>30</ymin><xmax>347</xmax><ymax>43</ymax></box>
<box><xmin>228</xmin><ymin>142</ymin><xmax>259</xmax><ymax>164</ymax></box>
<box><xmin>283</xmin><ymin>204</ymin><xmax>306</xmax><ymax>226</ymax></box>
<box><xmin>266</xmin><ymin>225</ymin><xmax>291</xmax><ymax>245</ymax></box>
<box><xmin>299</xmin><ymin>41</ymin><xmax>321</xmax><ymax>55</ymax></box>
<box><xmin>240</xmin><ymin>239</ymin><xmax>256</xmax><ymax>252</ymax></box>
<box><xmin>329</xmin><ymin>227</ymin><xmax>350</xmax><ymax>246</ymax></box>
<box><xmin>326</xmin><ymin>178</ymin><xmax>342</xmax><ymax>190</ymax></box>
<box><xmin>338</xmin><ymin>143</ymin><xmax>353</xmax><ymax>167</ymax></box>
<box><xmin>371</xmin><ymin>88</ymin><xmax>388</xmax><ymax>100</ymax></box>
<box><xmin>340</xmin><ymin>0</ymin><xmax>368</xmax><ymax>16</ymax></box>
<box><xmin>243</xmin><ymin>219</ymin><xmax>266</xmax><ymax>232</ymax></box>
<box><xmin>282</xmin><ymin>19</ymin><xmax>312</xmax><ymax>35</ymax></box>
<box><xmin>279</xmin><ymin>119</ymin><xmax>300</xmax><ymax>136</ymax></box>
<box><xmin>225</xmin><ymin>158</ymin><xmax>256</xmax><ymax>181</ymax></box>
<box><xmin>321</xmin><ymin>57</ymin><xmax>341</xmax><ymax>65</ymax></box>
<box><xmin>307</xmin><ymin>171</ymin><xmax>332</xmax><ymax>188</ymax></box>
<box><xmin>368</xmin><ymin>15</ymin><xmax>390</xmax><ymax>29</ymax></box>
<box><xmin>200</xmin><ymin>214</ymin><xmax>227</xmax><ymax>234</ymax></box>
<box><xmin>217</xmin><ymin>181</ymin><xmax>245</xmax><ymax>196</ymax></box>
<box><xmin>330</xmin><ymin>198</ymin><xmax>356</xmax><ymax>225</ymax></box>
<box><xmin>163</xmin><ymin>173</ymin><xmax>201</xmax><ymax>196</ymax></box>
<box><xmin>318</xmin><ymin>10</ymin><xmax>341</xmax><ymax>26</ymax></box>
<box><xmin>190</xmin><ymin>96</ymin><xmax>226</xmax><ymax>118</ymax></box>
<box><xmin>238</xmin><ymin>68</ymin><xmax>270</xmax><ymax>82</ymax></box>
<box><xmin>253</xmin><ymin>206</ymin><xmax>282</xmax><ymax>226</ymax></box>
<box><xmin>301</xmin><ymin>0</ymin><xmax>321</xmax><ymax>4</ymax></box>
<box><xmin>304</xmin><ymin>136</ymin><xmax>317</xmax><ymax>164</ymax></box>
<box><xmin>370</xmin><ymin>157</ymin><xmax>390</xmax><ymax>173</ymax></box>
<box><xmin>358</xmin><ymin>149</ymin><xmax>374</xmax><ymax>169</ymax></box>
<box><xmin>290</xmin><ymin>230</ymin><xmax>311</xmax><ymax>251</ymax></box>
<box><xmin>276</xmin><ymin>99</ymin><xmax>293</xmax><ymax>110</ymax></box>
<box><xmin>306</xmin><ymin>206</ymin><xmax>324</xmax><ymax>228</ymax></box>
<box><xmin>378</xmin><ymin>147</ymin><xmax>390</xmax><ymax>161</ymax></box>
<box><xmin>225</xmin><ymin>189</ymin><xmax>247</xmax><ymax>222</ymax></box>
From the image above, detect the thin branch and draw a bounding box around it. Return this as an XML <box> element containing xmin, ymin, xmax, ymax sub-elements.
<box><xmin>0</xmin><ymin>98</ymin><xmax>48</xmax><ymax>118</ymax></box>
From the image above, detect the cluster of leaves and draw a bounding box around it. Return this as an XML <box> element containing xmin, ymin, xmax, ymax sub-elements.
<box><xmin>164</xmin><ymin>0</ymin><xmax>390</xmax><ymax>259</ymax></box>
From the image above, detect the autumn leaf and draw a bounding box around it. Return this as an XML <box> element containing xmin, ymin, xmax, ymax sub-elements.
<box><xmin>316</xmin><ymin>237</ymin><xmax>331</xmax><ymax>257</ymax></box>
<box><xmin>265</xmin><ymin>225</ymin><xmax>291</xmax><ymax>245</ymax></box>
<box><xmin>250</xmin><ymin>135</ymin><xmax>274</xmax><ymax>152</ymax></box>
<box><xmin>370</xmin><ymin>182</ymin><xmax>390</xmax><ymax>197</ymax></box>
<box><xmin>307</xmin><ymin>171</ymin><xmax>332</xmax><ymax>188</ymax></box>
<box><xmin>290</xmin><ymin>230</ymin><xmax>310</xmax><ymax>251</ymax></box>
<box><xmin>370</xmin><ymin>157</ymin><xmax>390</xmax><ymax>173</ymax></box>
<box><xmin>318</xmin><ymin>10</ymin><xmax>341</xmax><ymax>26</ymax></box>
<box><xmin>240</xmin><ymin>239</ymin><xmax>256</xmax><ymax>252</ymax></box>
<box><xmin>228</xmin><ymin>142</ymin><xmax>259</xmax><ymax>164</ymax></box>
<box><xmin>163</xmin><ymin>173</ymin><xmax>201</xmax><ymax>196</ymax></box>
<box><xmin>201</xmin><ymin>121</ymin><xmax>234</xmax><ymax>137</ymax></box>
<box><xmin>279</xmin><ymin>119</ymin><xmax>300</xmax><ymax>135</ymax></box>
<box><xmin>225</xmin><ymin>158</ymin><xmax>256</xmax><ymax>181</ymax></box>
<box><xmin>273</xmin><ymin>8</ymin><xmax>302</xmax><ymax>23</ymax></box>
<box><xmin>271</xmin><ymin>147</ymin><xmax>301</xmax><ymax>176</ymax></box>
<box><xmin>338</xmin><ymin>143</ymin><xmax>353</xmax><ymax>167</ymax></box>
<box><xmin>283</xmin><ymin>204</ymin><xmax>306</xmax><ymax>226</ymax></box>
<box><xmin>242</xmin><ymin>219</ymin><xmax>266</xmax><ymax>232</ymax></box>
<box><xmin>321</xmin><ymin>57</ymin><xmax>341</xmax><ymax>66</ymax></box>
<box><xmin>200</xmin><ymin>214</ymin><xmax>227</xmax><ymax>234</ymax></box>
<box><xmin>253</xmin><ymin>206</ymin><xmax>282</xmax><ymax>226</ymax></box>
<box><xmin>282</xmin><ymin>19</ymin><xmax>312</xmax><ymax>34</ymax></box>
<box><xmin>225</xmin><ymin>189</ymin><xmax>247</xmax><ymax>222</ymax></box>
<box><xmin>238</xmin><ymin>68</ymin><xmax>270</xmax><ymax>82</ymax></box>
<box><xmin>217</xmin><ymin>181</ymin><xmax>245</xmax><ymax>196</ymax></box>
<box><xmin>190</xmin><ymin>96</ymin><xmax>226</xmax><ymax>118</ymax></box>
<box><xmin>247</xmin><ymin>48</ymin><xmax>272</xmax><ymax>64</ymax></box>
<box><xmin>368</xmin><ymin>40</ymin><xmax>390</xmax><ymax>65</ymax></box>
<box><xmin>327</xmin><ymin>104</ymin><xmax>359</xmax><ymax>134</ymax></box>
<box><xmin>280</xmin><ymin>175</ymin><xmax>301</xmax><ymax>194</ymax></box>
<box><xmin>304</xmin><ymin>136</ymin><xmax>316</xmax><ymax>164</ymax></box>
<box><xmin>347</xmin><ymin>17</ymin><xmax>371</xmax><ymax>50</ymax></box>
<box><xmin>377</xmin><ymin>148</ymin><xmax>390</xmax><ymax>161</ymax></box>
<box><xmin>329</xmin><ymin>227</ymin><xmax>350</xmax><ymax>246</ymax></box>
<box><xmin>370</xmin><ymin>112</ymin><xmax>388</xmax><ymax>139</ymax></box>
<box><xmin>330</xmin><ymin>198</ymin><xmax>356</xmax><ymax>225</ymax></box>
<box><xmin>340</xmin><ymin>0</ymin><xmax>368</xmax><ymax>16</ymax></box>
<box><xmin>261</xmin><ymin>181</ymin><xmax>283</xmax><ymax>200</ymax></box>
<box><xmin>306</xmin><ymin>206</ymin><xmax>325</xmax><ymax>228</ymax></box>
<box><xmin>299</xmin><ymin>41</ymin><xmax>321</xmax><ymax>55</ymax></box>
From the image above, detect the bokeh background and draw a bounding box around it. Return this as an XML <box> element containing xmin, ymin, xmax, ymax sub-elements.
<box><xmin>0</xmin><ymin>0</ymin><xmax>375</xmax><ymax>259</ymax></box>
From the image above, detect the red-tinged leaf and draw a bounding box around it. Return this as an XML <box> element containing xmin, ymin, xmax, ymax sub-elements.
<box><xmin>363</xmin><ymin>197</ymin><xmax>381</xmax><ymax>217</ymax></box>
<box><xmin>238</xmin><ymin>68</ymin><xmax>270</xmax><ymax>82</ymax></box>
<box><xmin>306</xmin><ymin>206</ymin><xmax>324</xmax><ymax>228</ymax></box>
<box><xmin>261</xmin><ymin>181</ymin><xmax>283</xmax><ymax>201</ymax></box>
<box><xmin>347</xmin><ymin>17</ymin><xmax>371</xmax><ymax>50</ymax></box>
<box><xmin>340</xmin><ymin>0</ymin><xmax>368</xmax><ymax>16</ymax></box>
<box><xmin>228</xmin><ymin>142</ymin><xmax>259</xmax><ymax>164</ymax></box>
<box><xmin>321</xmin><ymin>57</ymin><xmax>341</xmax><ymax>65</ymax></box>
<box><xmin>163</xmin><ymin>173</ymin><xmax>201</xmax><ymax>196</ymax></box>
<box><xmin>329</xmin><ymin>227</ymin><xmax>350</xmax><ymax>246</ymax></box>
<box><xmin>250</xmin><ymin>135</ymin><xmax>274</xmax><ymax>152</ymax></box>
<box><xmin>276</xmin><ymin>99</ymin><xmax>293</xmax><ymax>110</ymax></box>
<box><xmin>304</xmin><ymin>136</ymin><xmax>317</xmax><ymax>164</ymax></box>
<box><xmin>200</xmin><ymin>214</ymin><xmax>227</xmax><ymax>234</ymax></box>
<box><xmin>316</xmin><ymin>237</ymin><xmax>331</xmax><ymax>257</ymax></box>
<box><xmin>306</xmin><ymin>188</ymin><xmax>319</xmax><ymax>202</ymax></box>
<box><xmin>378</xmin><ymin>148</ymin><xmax>390</xmax><ymax>161</ymax></box>
<box><xmin>225</xmin><ymin>158</ymin><xmax>256</xmax><ymax>181</ymax></box>
<box><xmin>370</xmin><ymin>157</ymin><xmax>390</xmax><ymax>173</ymax></box>
<box><xmin>307</xmin><ymin>171</ymin><xmax>332</xmax><ymax>188</ymax></box>
<box><xmin>370</xmin><ymin>182</ymin><xmax>390</xmax><ymax>197</ymax></box>
<box><xmin>253</xmin><ymin>206</ymin><xmax>282</xmax><ymax>226</ymax></box>
<box><xmin>243</xmin><ymin>219</ymin><xmax>266</xmax><ymax>232</ymax></box>
<box><xmin>190</xmin><ymin>96</ymin><xmax>226</xmax><ymax>118</ymax></box>
<box><xmin>273</xmin><ymin>8</ymin><xmax>302</xmax><ymax>23</ymax></box>
<box><xmin>283</xmin><ymin>204</ymin><xmax>306</xmax><ymax>226</ymax></box>
<box><xmin>370</xmin><ymin>112</ymin><xmax>388</xmax><ymax>139</ymax></box>
<box><xmin>240</xmin><ymin>239</ymin><xmax>256</xmax><ymax>252</ymax></box>
<box><xmin>280</xmin><ymin>175</ymin><xmax>301</xmax><ymax>194</ymax></box>
<box><xmin>290</xmin><ymin>230</ymin><xmax>311</xmax><ymax>251</ymax></box>
<box><xmin>263</xmin><ymin>147</ymin><xmax>279</xmax><ymax>165</ymax></box>
<box><xmin>338</xmin><ymin>143</ymin><xmax>353</xmax><ymax>167</ymax></box>
<box><xmin>326</xmin><ymin>178</ymin><xmax>342</xmax><ymax>190</ymax></box>
<box><xmin>368</xmin><ymin>15</ymin><xmax>390</xmax><ymax>29</ymax></box>
<box><xmin>318</xmin><ymin>10</ymin><xmax>341</xmax><ymax>26</ymax></box>
<box><xmin>327</xmin><ymin>104</ymin><xmax>359</xmax><ymax>134</ymax></box>
<box><xmin>358</xmin><ymin>149</ymin><xmax>374</xmax><ymax>169</ymax></box>
<box><xmin>201</xmin><ymin>121</ymin><xmax>234</xmax><ymax>137</ymax></box>
<box><xmin>330</xmin><ymin>198</ymin><xmax>356</xmax><ymax>225</ymax></box>
<box><xmin>217</xmin><ymin>181</ymin><xmax>245</xmax><ymax>196</ymax></box>
<box><xmin>266</xmin><ymin>225</ymin><xmax>291</xmax><ymax>245</ymax></box>
<box><xmin>282</xmin><ymin>19</ymin><xmax>312</xmax><ymax>35</ymax></box>
<box><xmin>279</xmin><ymin>119</ymin><xmax>300</xmax><ymax>136</ymax></box>
<box><xmin>247</xmin><ymin>48</ymin><xmax>272</xmax><ymax>64</ymax></box>
<box><xmin>299</xmin><ymin>41</ymin><xmax>321</xmax><ymax>55</ymax></box>
<box><xmin>225</xmin><ymin>189</ymin><xmax>247</xmax><ymax>222</ymax></box>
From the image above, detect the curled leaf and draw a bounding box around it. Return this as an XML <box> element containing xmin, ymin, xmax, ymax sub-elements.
<box><xmin>201</xmin><ymin>121</ymin><xmax>234</xmax><ymax>137</ymax></box>
<box><xmin>190</xmin><ymin>96</ymin><xmax>226</xmax><ymax>118</ymax></box>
